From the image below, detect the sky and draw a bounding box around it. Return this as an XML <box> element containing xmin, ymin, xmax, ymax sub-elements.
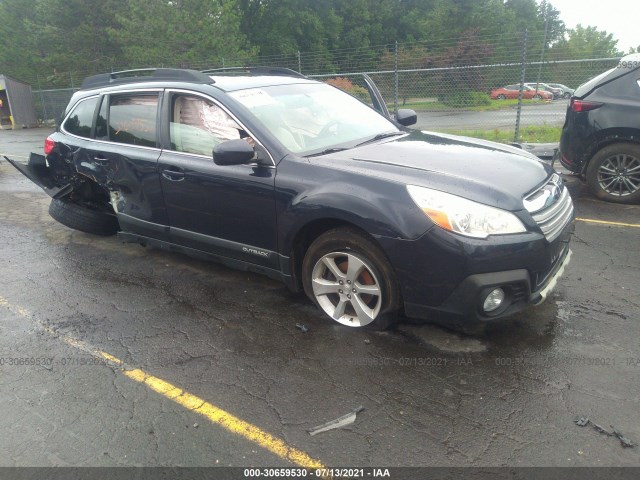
<box><xmin>549</xmin><ymin>0</ymin><xmax>638</xmax><ymax>52</ymax></box>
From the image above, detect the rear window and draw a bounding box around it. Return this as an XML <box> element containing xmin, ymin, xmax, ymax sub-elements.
<box><xmin>63</xmin><ymin>97</ymin><xmax>99</xmax><ymax>138</ymax></box>
<box><xmin>108</xmin><ymin>94</ymin><xmax>158</xmax><ymax>147</ymax></box>
<box><xmin>575</xmin><ymin>56</ymin><xmax>640</xmax><ymax>98</ymax></box>
<box><xmin>574</xmin><ymin>67</ymin><xmax>617</xmax><ymax>97</ymax></box>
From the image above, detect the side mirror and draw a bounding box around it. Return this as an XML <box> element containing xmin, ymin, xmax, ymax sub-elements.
<box><xmin>395</xmin><ymin>109</ymin><xmax>417</xmax><ymax>127</ymax></box>
<box><xmin>213</xmin><ymin>139</ymin><xmax>255</xmax><ymax>166</ymax></box>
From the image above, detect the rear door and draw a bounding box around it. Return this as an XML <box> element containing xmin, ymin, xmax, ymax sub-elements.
<box><xmin>73</xmin><ymin>91</ymin><xmax>170</xmax><ymax>240</ymax></box>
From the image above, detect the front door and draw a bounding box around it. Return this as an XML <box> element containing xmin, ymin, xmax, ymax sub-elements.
<box><xmin>157</xmin><ymin>91</ymin><xmax>278</xmax><ymax>269</ymax></box>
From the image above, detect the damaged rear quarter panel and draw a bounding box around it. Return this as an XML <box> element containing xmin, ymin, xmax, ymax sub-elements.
<box><xmin>50</xmin><ymin>131</ymin><xmax>169</xmax><ymax>238</ymax></box>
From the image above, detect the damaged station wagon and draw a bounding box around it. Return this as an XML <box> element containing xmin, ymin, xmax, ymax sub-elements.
<box><xmin>6</xmin><ymin>67</ymin><xmax>574</xmax><ymax>331</ymax></box>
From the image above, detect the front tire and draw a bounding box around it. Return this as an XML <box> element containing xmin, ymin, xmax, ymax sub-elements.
<box><xmin>302</xmin><ymin>228</ymin><xmax>400</xmax><ymax>330</ymax></box>
<box><xmin>586</xmin><ymin>143</ymin><xmax>640</xmax><ymax>204</ymax></box>
<box><xmin>496</xmin><ymin>94</ymin><xmax>506</xmax><ymax>100</ymax></box>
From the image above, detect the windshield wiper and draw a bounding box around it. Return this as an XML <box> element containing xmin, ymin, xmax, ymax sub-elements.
<box><xmin>305</xmin><ymin>147</ymin><xmax>348</xmax><ymax>157</ymax></box>
<box><xmin>355</xmin><ymin>131</ymin><xmax>405</xmax><ymax>147</ymax></box>
<box><xmin>305</xmin><ymin>131</ymin><xmax>405</xmax><ymax>157</ymax></box>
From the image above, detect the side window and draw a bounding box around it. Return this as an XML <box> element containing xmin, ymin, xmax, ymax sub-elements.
<box><xmin>63</xmin><ymin>97</ymin><xmax>99</xmax><ymax>138</ymax></box>
<box><xmin>170</xmin><ymin>95</ymin><xmax>243</xmax><ymax>156</ymax></box>
<box><xmin>109</xmin><ymin>94</ymin><xmax>158</xmax><ymax>147</ymax></box>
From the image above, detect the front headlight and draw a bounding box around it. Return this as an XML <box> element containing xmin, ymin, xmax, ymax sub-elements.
<box><xmin>407</xmin><ymin>185</ymin><xmax>526</xmax><ymax>238</ymax></box>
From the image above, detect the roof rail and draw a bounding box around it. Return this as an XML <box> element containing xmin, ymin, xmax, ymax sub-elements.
<box><xmin>80</xmin><ymin>68</ymin><xmax>214</xmax><ymax>89</ymax></box>
<box><xmin>201</xmin><ymin>66</ymin><xmax>306</xmax><ymax>79</ymax></box>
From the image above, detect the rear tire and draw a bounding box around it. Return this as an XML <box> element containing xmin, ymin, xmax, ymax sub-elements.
<box><xmin>586</xmin><ymin>143</ymin><xmax>640</xmax><ymax>204</ymax></box>
<box><xmin>302</xmin><ymin>228</ymin><xmax>400</xmax><ymax>330</ymax></box>
<box><xmin>532</xmin><ymin>94</ymin><xmax>542</xmax><ymax>100</ymax></box>
<box><xmin>49</xmin><ymin>198</ymin><xmax>119</xmax><ymax>236</ymax></box>
<box><xmin>496</xmin><ymin>94</ymin><xmax>506</xmax><ymax>100</ymax></box>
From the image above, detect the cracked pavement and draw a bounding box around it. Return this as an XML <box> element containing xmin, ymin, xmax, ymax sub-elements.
<box><xmin>0</xmin><ymin>128</ymin><xmax>639</xmax><ymax>467</ymax></box>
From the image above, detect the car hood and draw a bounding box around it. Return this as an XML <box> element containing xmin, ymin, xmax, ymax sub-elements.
<box><xmin>313</xmin><ymin>130</ymin><xmax>553</xmax><ymax>211</ymax></box>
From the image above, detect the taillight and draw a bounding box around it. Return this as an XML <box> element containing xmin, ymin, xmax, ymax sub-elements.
<box><xmin>570</xmin><ymin>98</ymin><xmax>603</xmax><ymax>113</ymax></box>
<box><xmin>44</xmin><ymin>136</ymin><xmax>56</xmax><ymax>155</ymax></box>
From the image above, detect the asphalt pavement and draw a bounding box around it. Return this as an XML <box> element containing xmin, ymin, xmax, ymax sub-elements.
<box><xmin>414</xmin><ymin>100</ymin><xmax>568</xmax><ymax>131</ymax></box>
<box><xmin>0</xmin><ymin>128</ymin><xmax>639</xmax><ymax>472</ymax></box>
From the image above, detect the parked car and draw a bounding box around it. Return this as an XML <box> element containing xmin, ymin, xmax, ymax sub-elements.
<box><xmin>559</xmin><ymin>53</ymin><xmax>640</xmax><ymax>204</ymax></box>
<box><xmin>524</xmin><ymin>82</ymin><xmax>562</xmax><ymax>99</ymax></box>
<box><xmin>5</xmin><ymin>67</ymin><xmax>574</xmax><ymax>331</ymax></box>
<box><xmin>546</xmin><ymin>83</ymin><xmax>574</xmax><ymax>99</ymax></box>
<box><xmin>490</xmin><ymin>84</ymin><xmax>553</xmax><ymax>100</ymax></box>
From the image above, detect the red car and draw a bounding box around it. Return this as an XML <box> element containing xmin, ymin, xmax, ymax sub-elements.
<box><xmin>490</xmin><ymin>84</ymin><xmax>553</xmax><ymax>100</ymax></box>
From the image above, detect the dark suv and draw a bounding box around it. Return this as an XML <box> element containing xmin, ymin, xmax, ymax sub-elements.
<box><xmin>559</xmin><ymin>53</ymin><xmax>640</xmax><ymax>204</ymax></box>
<box><xmin>6</xmin><ymin>67</ymin><xmax>574</xmax><ymax>330</ymax></box>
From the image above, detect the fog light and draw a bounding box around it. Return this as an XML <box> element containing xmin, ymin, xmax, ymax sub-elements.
<box><xmin>483</xmin><ymin>288</ymin><xmax>505</xmax><ymax>312</ymax></box>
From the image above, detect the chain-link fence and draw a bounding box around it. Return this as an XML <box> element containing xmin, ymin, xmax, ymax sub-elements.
<box><xmin>310</xmin><ymin>56</ymin><xmax>618</xmax><ymax>142</ymax></box>
<box><xmin>33</xmin><ymin>88</ymin><xmax>77</xmax><ymax>126</ymax></box>
<box><xmin>29</xmin><ymin>32</ymin><xmax>622</xmax><ymax>143</ymax></box>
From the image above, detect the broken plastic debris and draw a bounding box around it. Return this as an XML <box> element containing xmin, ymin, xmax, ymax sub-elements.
<box><xmin>612</xmin><ymin>427</ymin><xmax>637</xmax><ymax>448</ymax></box>
<box><xmin>574</xmin><ymin>416</ymin><xmax>589</xmax><ymax>426</ymax></box>
<box><xmin>295</xmin><ymin>323</ymin><xmax>309</xmax><ymax>333</ymax></box>
<box><xmin>574</xmin><ymin>415</ymin><xmax>637</xmax><ymax>448</ymax></box>
<box><xmin>308</xmin><ymin>406</ymin><xmax>365</xmax><ymax>436</ymax></box>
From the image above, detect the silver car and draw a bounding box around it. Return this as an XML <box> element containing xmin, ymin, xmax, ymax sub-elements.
<box><xmin>546</xmin><ymin>83</ymin><xmax>574</xmax><ymax>99</ymax></box>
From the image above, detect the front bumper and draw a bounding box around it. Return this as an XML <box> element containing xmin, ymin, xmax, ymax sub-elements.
<box><xmin>377</xmin><ymin>219</ymin><xmax>574</xmax><ymax>325</ymax></box>
<box><xmin>402</xmin><ymin>246</ymin><xmax>571</xmax><ymax>324</ymax></box>
<box><xmin>531</xmin><ymin>248</ymin><xmax>572</xmax><ymax>306</ymax></box>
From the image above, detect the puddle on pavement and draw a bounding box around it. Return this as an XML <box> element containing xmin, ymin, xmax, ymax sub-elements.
<box><xmin>396</xmin><ymin>324</ymin><xmax>487</xmax><ymax>353</ymax></box>
<box><xmin>389</xmin><ymin>292</ymin><xmax>575</xmax><ymax>357</ymax></box>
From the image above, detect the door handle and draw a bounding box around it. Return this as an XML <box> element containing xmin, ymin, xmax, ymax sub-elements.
<box><xmin>93</xmin><ymin>156</ymin><xmax>110</xmax><ymax>166</ymax></box>
<box><xmin>162</xmin><ymin>169</ymin><xmax>185</xmax><ymax>181</ymax></box>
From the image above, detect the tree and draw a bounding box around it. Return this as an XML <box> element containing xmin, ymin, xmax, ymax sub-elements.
<box><xmin>237</xmin><ymin>0</ymin><xmax>341</xmax><ymax>72</ymax></box>
<box><xmin>547</xmin><ymin>25</ymin><xmax>623</xmax><ymax>88</ymax></box>
<box><xmin>0</xmin><ymin>0</ymin><xmax>40</xmax><ymax>83</ymax></box>
<box><xmin>0</xmin><ymin>0</ymin><xmax>127</xmax><ymax>86</ymax></box>
<box><xmin>109</xmin><ymin>0</ymin><xmax>255</xmax><ymax>69</ymax></box>
<box><xmin>549</xmin><ymin>24</ymin><xmax>623</xmax><ymax>59</ymax></box>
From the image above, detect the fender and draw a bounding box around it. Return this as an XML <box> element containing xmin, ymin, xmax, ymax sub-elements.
<box><xmin>278</xmin><ymin>182</ymin><xmax>432</xmax><ymax>257</ymax></box>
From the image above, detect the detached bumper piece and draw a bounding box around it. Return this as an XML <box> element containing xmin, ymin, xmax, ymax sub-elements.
<box><xmin>3</xmin><ymin>153</ymin><xmax>72</xmax><ymax>198</ymax></box>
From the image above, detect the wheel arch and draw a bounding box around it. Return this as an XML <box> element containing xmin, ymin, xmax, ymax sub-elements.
<box><xmin>287</xmin><ymin>218</ymin><xmax>391</xmax><ymax>293</ymax></box>
<box><xmin>296</xmin><ymin>222</ymin><xmax>403</xmax><ymax>328</ymax></box>
<box><xmin>582</xmin><ymin>129</ymin><xmax>640</xmax><ymax>174</ymax></box>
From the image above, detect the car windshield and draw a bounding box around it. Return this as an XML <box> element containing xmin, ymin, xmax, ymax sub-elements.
<box><xmin>229</xmin><ymin>83</ymin><xmax>399</xmax><ymax>155</ymax></box>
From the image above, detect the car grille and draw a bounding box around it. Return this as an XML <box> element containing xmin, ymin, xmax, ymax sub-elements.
<box><xmin>524</xmin><ymin>174</ymin><xmax>574</xmax><ymax>242</ymax></box>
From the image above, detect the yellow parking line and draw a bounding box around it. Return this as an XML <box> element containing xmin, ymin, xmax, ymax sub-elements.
<box><xmin>0</xmin><ymin>295</ymin><xmax>324</xmax><ymax>469</ymax></box>
<box><xmin>122</xmin><ymin>367</ymin><xmax>324</xmax><ymax>468</ymax></box>
<box><xmin>576</xmin><ymin>217</ymin><xmax>640</xmax><ymax>228</ymax></box>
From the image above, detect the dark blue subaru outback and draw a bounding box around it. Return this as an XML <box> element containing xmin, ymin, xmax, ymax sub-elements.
<box><xmin>6</xmin><ymin>68</ymin><xmax>574</xmax><ymax>330</ymax></box>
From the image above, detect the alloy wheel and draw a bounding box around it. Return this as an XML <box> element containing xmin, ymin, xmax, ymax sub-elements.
<box><xmin>597</xmin><ymin>153</ymin><xmax>640</xmax><ymax>197</ymax></box>
<box><xmin>311</xmin><ymin>251</ymin><xmax>382</xmax><ymax>327</ymax></box>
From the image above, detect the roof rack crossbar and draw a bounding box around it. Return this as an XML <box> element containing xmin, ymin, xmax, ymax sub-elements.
<box><xmin>201</xmin><ymin>66</ymin><xmax>306</xmax><ymax>78</ymax></box>
<box><xmin>80</xmin><ymin>68</ymin><xmax>214</xmax><ymax>89</ymax></box>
